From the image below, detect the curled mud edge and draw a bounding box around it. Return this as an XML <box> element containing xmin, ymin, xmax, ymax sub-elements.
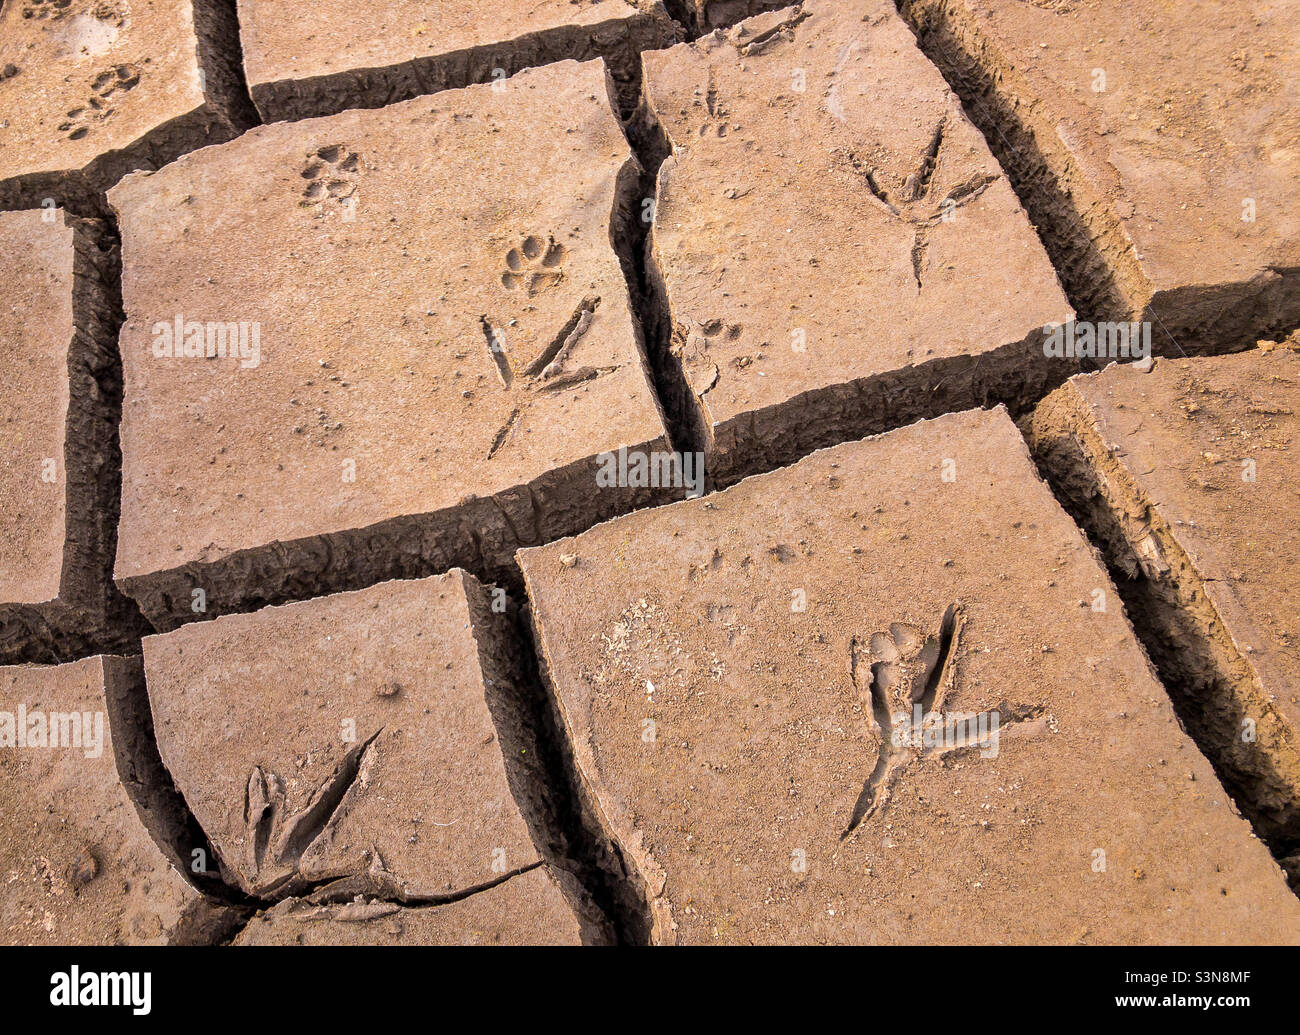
<box><xmin>896</xmin><ymin>0</ymin><xmax>1300</xmax><ymax>355</ymax></box>
<box><xmin>1025</xmin><ymin>389</ymin><xmax>1300</xmax><ymax>892</ymax></box>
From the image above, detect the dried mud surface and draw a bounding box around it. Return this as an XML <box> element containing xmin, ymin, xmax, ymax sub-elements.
<box><xmin>1</xmin><ymin>0</ymin><xmax>1298</xmax><ymax>945</ymax></box>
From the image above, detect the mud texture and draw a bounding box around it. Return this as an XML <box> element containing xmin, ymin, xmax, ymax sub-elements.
<box><xmin>520</xmin><ymin>407</ymin><xmax>1300</xmax><ymax>943</ymax></box>
<box><xmin>899</xmin><ymin>0</ymin><xmax>1300</xmax><ymax>353</ymax></box>
<box><xmin>1028</xmin><ymin>348</ymin><xmax>1300</xmax><ymax>882</ymax></box>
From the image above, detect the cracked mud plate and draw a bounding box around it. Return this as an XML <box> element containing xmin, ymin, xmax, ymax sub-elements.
<box><xmin>520</xmin><ymin>407</ymin><xmax>1300</xmax><ymax>944</ymax></box>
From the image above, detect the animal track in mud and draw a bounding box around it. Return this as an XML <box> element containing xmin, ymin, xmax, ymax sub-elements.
<box><xmin>500</xmin><ymin>235</ymin><xmax>566</xmax><ymax>295</ymax></box>
<box><xmin>697</xmin><ymin>69</ymin><xmax>732</xmax><ymax>139</ymax></box>
<box><xmin>481</xmin><ymin>295</ymin><xmax>620</xmax><ymax>460</ymax></box>
<box><xmin>21</xmin><ymin>0</ymin><xmax>73</xmax><ymax>20</ymax></box>
<box><xmin>58</xmin><ymin>62</ymin><xmax>139</xmax><ymax>141</ymax></box>
<box><xmin>698</xmin><ymin>318</ymin><xmax>742</xmax><ymax>342</ymax></box>
<box><xmin>242</xmin><ymin>729</ymin><xmax>383</xmax><ymax>896</ymax></box>
<box><xmin>676</xmin><ymin>318</ymin><xmax>743</xmax><ymax>395</ymax></box>
<box><xmin>841</xmin><ymin>117</ymin><xmax>999</xmax><ymax>290</ymax></box>
<box><xmin>843</xmin><ymin>604</ymin><xmax>1046</xmax><ymax>837</ymax></box>
<box><xmin>300</xmin><ymin>144</ymin><xmax>362</xmax><ymax>217</ymax></box>
<box><xmin>843</xmin><ymin>604</ymin><xmax>962</xmax><ymax>836</ymax></box>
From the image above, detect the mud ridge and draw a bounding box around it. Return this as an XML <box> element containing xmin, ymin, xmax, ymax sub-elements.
<box><xmin>1025</xmin><ymin>395</ymin><xmax>1300</xmax><ymax>893</ymax></box>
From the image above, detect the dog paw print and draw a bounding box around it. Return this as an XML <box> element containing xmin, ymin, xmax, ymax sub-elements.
<box><xmin>500</xmin><ymin>235</ymin><xmax>566</xmax><ymax>295</ymax></box>
<box><xmin>22</xmin><ymin>0</ymin><xmax>73</xmax><ymax>20</ymax></box>
<box><xmin>300</xmin><ymin>145</ymin><xmax>361</xmax><ymax>217</ymax></box>
<box><xmin>59</xmin><ymin>63</ymin><xmax>139</xmax><ymax>141</ymax></box>
<box><xmin>90</xmin><ymin>63</ymin><xmax>140</xmax><ymax>98</ymax></box>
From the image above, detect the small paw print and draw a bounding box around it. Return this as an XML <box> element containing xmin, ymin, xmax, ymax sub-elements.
<box><xmin>59</xmin><ymin>64</ymin><xmax>140</xmax><ymax>142</ymax></box>
<box><xmin>300</xmin><ymin>144</ymin><xmax>361</xmax><ymax>216</ymax></box>
<box><xmin>90</xmin><ymin>63</ymin><xmax>140</xmax><ymax>98</ymax></box>
<box><xmin>22</xmin><ymin>0</ymin><xmax>73</xmax><ymax>20</ymax></box>
<box><xmin>501</xmin><ymin>235</ymin><xmax>566</xmax><ymax>295</ymax></box>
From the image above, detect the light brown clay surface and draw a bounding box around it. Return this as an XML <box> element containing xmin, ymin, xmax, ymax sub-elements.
<box><xmin>0</xmin><ymin>0</ymin><xmax>253</xmax><ymax>213</ymax></box>
<box><xmin>110</xmin><ymin>60</ymin><xmax>669</xmax><ymax>630</ymax></box>
<box><xmin>236</xmin><ymin>0</ymin><xmax>676</xmax><ymax>122</ymax></box>
<box><xmin>2</xmin><ymin>0</ymin><xmax>1298</xmax><ymax>950</ymax></box>
<box><xmin>0</xmin><ymin>208</ymin><xmax>142</xmax><ymax>665</ymax></box>
<box><xmin>142</xmin><ymin>571</ymin><xmax>570</xmax><ymax>911</ymax></box>
<box><xmin>0</xmin><ymin>210</ymin><xmax>74</xmax><ymax>611</ymax></box>
<box><xmin>519</xmin><ymin>407</ymin><xmax>1300</xmax><ymax>944</ymax></box>
<box><xmin>1028</xmin><ymin>348</ymin><xmax>1300</xmax><ymax>856</ymax></box>
<box><xmin>901</xmin><ymin>0</ymin><xmax>1300</xmax><ymax>349</ymax></box>
<box><xmin>0</xmin><ymin>655</ymin><xmax>223</xmax><ymax>945</ymax></box>
<box><xmin>232</xmin><ymin>866</ymin><xmax>582</xmax><ymax>945</ymax></box>
<box><xmin>642</xmin><ymin>0</ymin><xmax>1072</xmax><ymax>485</ymax></box>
